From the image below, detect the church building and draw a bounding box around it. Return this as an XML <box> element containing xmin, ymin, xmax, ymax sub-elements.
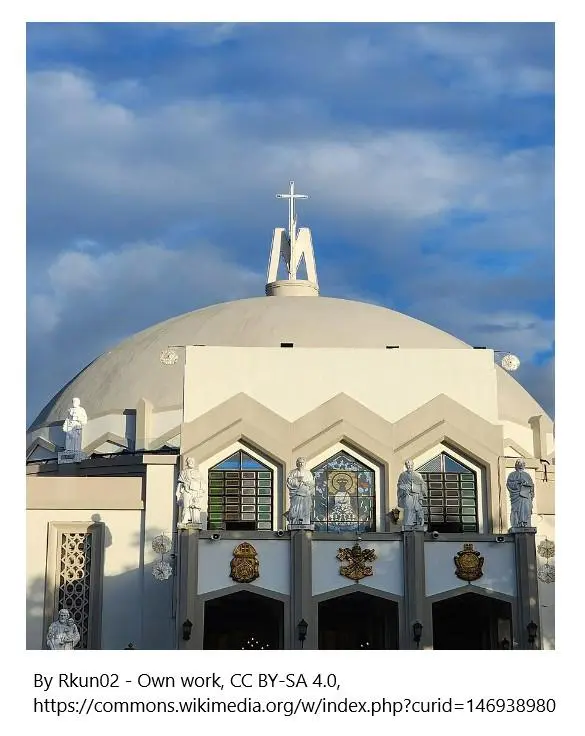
<box><xmin>26</xmin><ymin>182</ymin><xmax>555</xmax><ymax>650</ymax></box>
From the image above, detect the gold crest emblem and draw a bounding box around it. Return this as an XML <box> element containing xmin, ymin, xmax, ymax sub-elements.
<box><xmin>454</xmin><ymin>543</ymin><xmax>484</xmax><ymax>581</ymax></box>
<box><xmin>337</xmin><ymin>542</ymin><xmax>377</xmax><ymax>581</ymax></box>
<box><xmin>230</xmin><ymin>542</ymin><xmax>260</xmax><ymax>583</ymax></box>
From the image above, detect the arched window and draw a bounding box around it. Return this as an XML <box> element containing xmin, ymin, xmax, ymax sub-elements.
<box><xmin>208</xmin><ymin>451</ymin><xmax>273</xmax><ymax>531</ymax></box>
<box><xmin>416</xmin><ymin>452</ymin><xmax>478</xmax><ymax>533</ymax></box>
<box><xmin>312</xmin><ymin>451</ymin><xmax>376</xmax><ymax>533</ymax></box>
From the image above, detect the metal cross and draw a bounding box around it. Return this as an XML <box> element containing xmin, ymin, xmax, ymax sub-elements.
<box><xmin>276</xmin><ymin>181</ymin><xmax>308</xmax><ymax>248</ymax></box>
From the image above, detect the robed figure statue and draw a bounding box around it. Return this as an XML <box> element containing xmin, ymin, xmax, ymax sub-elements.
<box><xmin>176</xmin><ymin>457</ymin><xmax>207</xmax><ymax>528</ymax></box>
<box><xmin>506</xmin><ymin>459</ymin><xmax>535</xmax><ymax>528</ymax></box>
<box><xmin>286</xmin><ymin>457</ymin><xmax>315</xmax><ymax>528</ymax></box>
<box><xmin>46</xmin><ymin>609</ymin><xmax>80</xmax><ymax>650</ymax></box>
<box><xmin>397</xmin><ymin>459</ymin><xmax>428</xmax><ymax>528</ymax></box>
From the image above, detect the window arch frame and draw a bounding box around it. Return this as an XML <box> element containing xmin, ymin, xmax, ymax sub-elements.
<box><xmin>411</xmin><ymin>443</ymin><xmax>487</xmax><ymax>533</ymax></box>
<box><xmin>197</xmin><ymin>442</ymin><xmax>282</xmax><ymax>531</ymax></box>
<box><xmin>307</xmin><ymin>443</ymin><xmax>383</xmax><ymax>533</ymax></box>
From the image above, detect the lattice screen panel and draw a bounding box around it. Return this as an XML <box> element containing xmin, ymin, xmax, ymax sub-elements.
<box><xmin>57</xmin><ymin>532</ymin><xmax>93</xmax><ymax>649</ymax></box>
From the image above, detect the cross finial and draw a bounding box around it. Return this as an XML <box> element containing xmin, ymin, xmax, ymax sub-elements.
<box><xmin>276</xmin><ymin>181</ymin><xmax>308</xmax><ymax>267</ymax></box>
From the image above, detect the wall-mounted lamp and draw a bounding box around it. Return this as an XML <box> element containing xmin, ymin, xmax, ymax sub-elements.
<box><xmin>527</xmin><ymin>620</ymin><xmax>538</xmax><ymax>648</ymax></box>
<box><xmin>182</xmin><ymin>619</ymin><xmax>193</xmax><ymax>642</ymax></box>
<box><xmin>388</xmin><ymin>507</ymin><xmax>401</xmax><ymax>525</ymax></box>
<box><xmin>412</xmin><ymin>620</ymin><xmax>423</xmax><ymax>648</ymax></box>
<box><xmin>297</xmin><ymin>619</ymin><xmax>308</xmax><ymax>649</ymax></box>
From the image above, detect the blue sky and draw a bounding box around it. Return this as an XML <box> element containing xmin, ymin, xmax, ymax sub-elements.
<box><xmin>26</xmin><ymin>22</ymin><xmax>554</xmax><ymax>424</ymax></box>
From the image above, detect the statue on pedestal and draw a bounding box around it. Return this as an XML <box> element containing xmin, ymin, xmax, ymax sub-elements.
<box><xmin>286</xmin><ymin>457</ymin><xmax>315</xmax><ymax>528</ymax></box>
<box><xmin>176</xmin><ymin>457</ymin><xmax>207</xmax><ymax>528</ymax></box>
<box><xmin>59</xmin><ymin>398</ymin><xmax>88</xmax><ymax>462</ymax></box>
<box><xmin>46</xmin><ymin>609</ymin><xmax>80</xmax><ymax>650</ymax></box>
<box><xmin>397</xmin><ymin>459</ymin><xmax>427</xmax><ymax>529</ymax></box>
<box><xmin>507</xmin><ymin>460</ymin><xmax>535</xmax><ymax>528</ymax></box>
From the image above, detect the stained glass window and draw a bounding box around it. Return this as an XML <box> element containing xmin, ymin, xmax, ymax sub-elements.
<box><xmin>416</xmin><ymin>453</ymin><xmax>478</xmax><ymax>533</ymax></box>
<box><xmin>313</xmin><ymin>451</ymin><xmax>375</xmax><ymax>533</ymax></box>
<box><xmin>208</xmin><ymin>451</ymin><xmax>273</xmax><ymax>531</ymax></box>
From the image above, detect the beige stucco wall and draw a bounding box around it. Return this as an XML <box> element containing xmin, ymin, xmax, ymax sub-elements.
<box><xmin>312</xmin><ymin>540</ymin><xmax>403</xmax><ymax>596</ymax></box>
<box><xmin>424</xmin><ymin>541</ymin><xmax>516</xmax><ymax>598</ymax></box>
<box><xmin>27</xmin><ymin>508</ymin><xmax>142</xmax><ymax>649</ymax></box>
<box><xmin>184</xmin><ymin>346</ymin><xmax>499</xmax><ymax>425</ymax></box>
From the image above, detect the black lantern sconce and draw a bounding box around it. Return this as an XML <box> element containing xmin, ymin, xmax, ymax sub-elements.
<box><xmin>297</xmin><ymin>618</ymin><xmax>308</xmax><ymax>649</ymax></box>
<box><xmin>412</xmin><ymin>620</ymin><xmax>423</xmax><ymax>649</ymax></box>
<box><xmin>182</xmin><ymin>619</ymin><xmax>193</xmax><ymax>642</ymax></box>
<box><xmin>527</xmin><ymin>620</ymin><xmax>538</xmax><ymax>649</ymax></box>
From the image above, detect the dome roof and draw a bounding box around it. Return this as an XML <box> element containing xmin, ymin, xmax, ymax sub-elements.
<box><xmin>30</xmin><ymin>295</ymin><xmax>551</xmax><ymax>431</ymax></box>
<box><xmin>31</xmin><ymin>296</ymin><xmax>473</xmax><ymax>429</ymax></box>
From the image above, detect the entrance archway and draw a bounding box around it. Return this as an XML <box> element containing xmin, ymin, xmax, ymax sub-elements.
<box><xmin>432</xmin><ymin>592</ymin><xmax>512</xmax><ymax>650</ymax></box>
<box><xmin>204</xmin><ymin>591</ymin><xmax>284</xmax><ymax>650</ymax></box>
<box><xmin>318</xmin><ymin>591</ymin><xmax>399</xmax><ymax>649</ymax></box>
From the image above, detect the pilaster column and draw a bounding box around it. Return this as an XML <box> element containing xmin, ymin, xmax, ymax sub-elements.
<box><xmin>401</xmin><ymin>530</ymin><xmax>429</xmax><ymax>649</ymax></box>
<box><xmin>513</xmin><ymin>528</ymin><xmax>541</xmax><ymax>649</ymax></box>
<box><xmin>176</xmin><ymin>528</ymin><xmax>201</xmax><ymax>650</ymax></box>
<box><xmin>290</xmin><ymin>530</ymin><xmax>314</xmax><ymax>649</ymax></box>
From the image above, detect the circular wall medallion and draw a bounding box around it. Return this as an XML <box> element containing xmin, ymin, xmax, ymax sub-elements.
<box><xmin>152</xmin><ymin>560</ymin><xmax>173</xmax><ymax>581</ymax></box>
<box><xmin>501</xmin><ymin>354</ymin><xmax>521</xmax><ymax>371</ymax></box>
<box><xmin>152</xmin><ymin>533</ymin><xmax>172</xmax><ymax>555</ymax></box>
<box><xmin>160</xmin><ymin>349</ymin><xmax>179</xmax><ymax>365</ymax></box>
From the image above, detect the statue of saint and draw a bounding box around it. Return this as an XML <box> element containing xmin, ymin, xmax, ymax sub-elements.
<box><xmin>506</xmin><ymin>460</ymin><xmax>535</xmax><ymax>528</ymax></box>
<box><xmin>397</xmin><ymin>459</ymin><xmax>427</xmax><ymax>528</ymax></box>
<box><xmin>176</xmin><ymin>457</ymin><xmax>207</xmax><ymax>528</ymax></box>
<box><xmin>46</xmin><ymin>609</ymin><xmax>80</xmax><ymax>650</ymax></box>
<box><xmin>62</xmin><ymin>398</ymin><xmax>88</xmax><ymax>455</ymax></box>
<box><xmin>286</xmin><ymin>457</ymin><xmax>315</xmax><ymax>527</ymax></box>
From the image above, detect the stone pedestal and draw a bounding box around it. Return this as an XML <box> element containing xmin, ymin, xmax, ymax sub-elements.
<box><xmin>512</xmin><ymin>528</ymin><xmax>541</xmax><ymax>649</ymax></box>
<box><xmin>290</xmin><ymin>530</ymin><xmax>314</xmax><ymax>649</ymax></box>
<box><xmin>401</xmin><ymin>530</ymin><xmax>428</xmax><ymax>649</ymax></box>
<box><xmin>58</xmin><ymin>450</ymin><xmax>87</xmax><ymax>464</ymax></box>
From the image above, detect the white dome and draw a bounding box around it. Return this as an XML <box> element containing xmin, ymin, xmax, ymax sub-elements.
<box><xmin>29</xmin><ymin>295</ymin><xmax>549</xmax><ymax>430</ymax></box>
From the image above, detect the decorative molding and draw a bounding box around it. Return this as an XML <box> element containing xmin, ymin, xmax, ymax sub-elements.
<box><xmin>337</xmin><ymin>542</ymin><xmax>377</xmax><ymax>581</ymax></box>
<box><xmin>454</xmin><ymin>543</ymin><xmax>484</xmax><ymax>582</ymax></box>
<box><xmin>83</xmin><ymin>432</ymin><xmax>130</xmax><ymax>455</ymax></box>
<box><xmin>229</xmin><ymin>542</ymin><xmax>260</xmax><ymax>583</ymax></box>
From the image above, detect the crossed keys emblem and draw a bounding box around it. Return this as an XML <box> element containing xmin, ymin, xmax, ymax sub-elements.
<box><xmin>337</xmin><ymin>542</ymin><xmax>377</xmax><ymax>581</ymax></box>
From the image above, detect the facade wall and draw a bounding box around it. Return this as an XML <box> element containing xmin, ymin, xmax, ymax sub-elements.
<box><xmin>26</xmin><ymin>508</ymin><xmax>142</xmax><ymax>649</ymax></box>
<box><xmin>312</xmin><ymin>540</ymin><xmax>402</xmax><ymax>596</ymax></box>
<box><xmin>184</xmin><ymin>346</ymin><xmax>500</xmax><ymax>424</ymax></box>
<box><xmin>198</xmin><ymin>538</ymin><xmax>290</xmax><ymax>596</ymax></box>
<box><xmin>424</xmin><ymin>540</ymin><xmax>516</xmax><ymax>598</ymax></box>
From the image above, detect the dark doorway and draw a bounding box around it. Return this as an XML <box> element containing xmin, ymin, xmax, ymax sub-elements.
<box><xmin>318</xmin><ymin>592</ymin><xmax>399</xmax><ymax>649</ymax></box>
<box><xmin>204</xmin><ymin>591</ymin><xmax>284</xmax><ymax>650</ymax></box>
<box><xmin>432</xmin><ymin>592</ymin><xmax>513</xmax><ymax>650</ymax></box>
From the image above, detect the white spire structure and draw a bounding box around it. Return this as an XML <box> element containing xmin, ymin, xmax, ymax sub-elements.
<box><xmin>266</xmin><ymin>180</ymin><xmax>319</xmax><ymax>296</ymax></box>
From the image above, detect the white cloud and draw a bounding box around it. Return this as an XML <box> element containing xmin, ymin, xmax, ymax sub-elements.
<box><xmin>28</xmin><ymin>239</ymin><xmax>263</xmax><ymax>337</ymax></box>
<box><xmin>27</xmin><ymin>70</ymin><xmax>552</xmax><ymax>241</ymax></box>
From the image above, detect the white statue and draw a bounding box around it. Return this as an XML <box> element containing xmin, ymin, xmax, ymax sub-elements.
<box><xmin>286</xmin><ymin>457</ymin><xmax>315</xmax><ymax>528</ymax></box>
<box><xmin>507</xmin><ymin>460</ymin><xmax>535</xmax><ymax>528</ymax></box>
<box><xmin>397</xmin><ymin>459</ymin><xmax>428</xmax><ymax>528</ymax></box>
<box><xmin>61</xmin><ymin>398</ymin><xmax>87</xmax><ymax>457</ymax></box>
<box><xmin>46</xmin><ymin>609</ymin><xmax>80</xmax><ymax>650</ymax></box>
<box><xmin>176</xmin><ymin>457</ymin><xmax>207</xmax><ymax>528</ymax></box>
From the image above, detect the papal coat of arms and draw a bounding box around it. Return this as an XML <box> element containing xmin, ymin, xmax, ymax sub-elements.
<box><xmin>337</xmin><ymin>542</ymin><xmax>377</xmax><ymax>581</ymax></box>
<box><xmin>454</xmin><ymin>543</ymin><xmax>484</xmax><ymax>581</ymax></box>
<box><xmin>230</xmin><ymin>542</ymin><xmax>260</xmax><ymax>583</ymax></box>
